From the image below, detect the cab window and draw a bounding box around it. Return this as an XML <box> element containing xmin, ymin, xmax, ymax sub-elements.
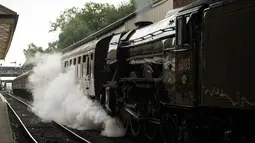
<box><xmin>176</xmin><ymin>15</ymin><xmax>190</xmax><ymax>46</ymax></box>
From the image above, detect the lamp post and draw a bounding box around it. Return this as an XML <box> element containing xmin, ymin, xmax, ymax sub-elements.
<box><xmin>10</xmin><ymin>61</ymin><xmax>16</xmax><ymax>67</ymax></box>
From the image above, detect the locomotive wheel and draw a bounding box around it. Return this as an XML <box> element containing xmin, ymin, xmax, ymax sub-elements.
<box><xmin>124</xmin><ymin>115</ymin><xmax>130</xmax><ymax>132</ymax></box>
<box><xmin>100</xmin><ymin>94</ymin><xmax>105</xmax><ymax>105</ymax></box>
<box><xmin>144</xmin><ymin>94</ymin><xmax>160</xmax><ymax>140</ymax></box>
<box><xmin>160</xmin><ymin>114</ymin><xmax>179</xmax><ymax>143</ymax></box>
<box><xmin>131</xmin><ymin>117</ymin><xmax>140</xmax><ymax>136</ymax></box>
<box><xmin>144</xmin><ymin>121</ymin><xmax>159</xmax><ymax>140</ymax></box>
<box><xmin>120</xmin><ymin>108</ymin><xmax>131</xmax><ymax>133</ymax></box>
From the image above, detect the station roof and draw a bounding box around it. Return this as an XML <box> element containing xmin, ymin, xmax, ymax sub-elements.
<box><xmin>0</xmin><ymin>4</ymin><xmax>18</xmax><ymax>59</ymax></box>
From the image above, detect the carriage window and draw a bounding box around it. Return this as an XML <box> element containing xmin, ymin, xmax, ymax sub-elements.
<box><xmin>70</xmin><ymin>59</ymin><xmax>72</xmax><ymax>65</ymax></box>
<box><xmin>74</xmin><ymin>58</ymin><xmax>76</xmax><ymax>65</ymax></box>
<box><xmin>78</xmin><ymin>56</ymin><xmax>81</xmax><ymax>64</ymax></box>
<box><xmin>87</xmin><ymin>56</ymin><xmax>90</xmax><ymax>75</ymax></box>
<box><xmin>65</xmin><ymin>61</ymin><xmax>68</xmax><ymax>67</ymax></box>
<box><xmin>91</xmin><ymin>53</ymin><xmax>93</xmax><ymax>60</ymax></box>
<box><xmin>83</xmin><ymin>55</ymin><xmax>86</xmax><ymax>63</ymax></box>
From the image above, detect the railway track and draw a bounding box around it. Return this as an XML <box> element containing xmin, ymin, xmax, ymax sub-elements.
<box><xmin>2</xmin><ymin>92</ymin><xmax>150</xmax><ymax>143</ymax></box>
<box><xmin>2</xmin><ymin>92</ymin><xmax>91</xmax><ymax>143</ymax></box>
<box><xmin>7</xmin><ymin>100</ymin><xmax>37</xmax><ymax>143</ymax></box>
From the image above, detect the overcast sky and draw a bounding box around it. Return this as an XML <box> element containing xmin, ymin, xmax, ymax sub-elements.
<box><xmin>1</xmin><ymin>0</ymin><xmax>128</xmax><ymax>66</ymax></box>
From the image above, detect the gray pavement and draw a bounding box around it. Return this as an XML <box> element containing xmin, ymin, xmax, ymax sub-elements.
<box><xmin>0</xmin><ymin>93</ymin><xmax>13</xmax><ymax>143</ymax></box>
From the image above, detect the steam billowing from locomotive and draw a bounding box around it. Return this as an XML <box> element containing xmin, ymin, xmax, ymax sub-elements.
<box><xmin>27</xmin><ymin>52</ymin><xmax>125</xmax><ymax>137</ymax></box>
<box><xmin>133</xmin><ymin>0</ymin><xmax>152</xmax><ymax>21</ymax></box>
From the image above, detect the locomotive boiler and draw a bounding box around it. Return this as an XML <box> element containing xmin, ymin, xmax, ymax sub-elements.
<box><xmin>12</xmin><ymin>0</ymin><xmax>255</xmax><ymax>142</ymax></box>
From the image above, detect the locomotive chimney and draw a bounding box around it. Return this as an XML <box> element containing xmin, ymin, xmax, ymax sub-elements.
<box><xmin>134</xmin><ymin>21</ymin><xmax>153</xmax><ymax>29</ymax></box>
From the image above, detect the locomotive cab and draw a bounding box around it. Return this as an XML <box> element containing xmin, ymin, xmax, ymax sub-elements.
<box><xmin>162</xmin><ymin>7</ymin><xmax>202</xmax><ymax>107</ymax></box>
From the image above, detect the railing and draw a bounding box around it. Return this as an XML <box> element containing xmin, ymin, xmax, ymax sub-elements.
<box><xmin>0</xmin><ymin>67</ymin><xmax>30</xmax><ymax>77</ymax></box>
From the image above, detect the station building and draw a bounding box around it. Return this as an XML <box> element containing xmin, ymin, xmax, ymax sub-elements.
<box><xmin>0</xmin><ymin>4</ymin><xmax>18</xmax><ymax>143</ymax></box>
<box><xmin>0</xmin><ymin>4</ymin><xmax>18</xmax><ymax>60</ymax></box>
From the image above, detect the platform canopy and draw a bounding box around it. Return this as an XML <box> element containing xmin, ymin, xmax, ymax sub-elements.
<box><xmin>0</xmin><ymin>4</ymin><xmax>18</xmax><ymax>60</ymax></box>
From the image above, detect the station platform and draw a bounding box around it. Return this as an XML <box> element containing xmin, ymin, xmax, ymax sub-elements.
<box><xmin>0</xmin><ymin>93</ymin><xmax>13</xmax><ymax>143</ymax></box>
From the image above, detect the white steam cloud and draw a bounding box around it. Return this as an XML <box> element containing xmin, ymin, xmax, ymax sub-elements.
<box><xmin>27</xmin><ymin>52</ymin><xmax>125</xmax><ymax>137</ymax></box>
<box><xmin>133</xmin><ymin>0</ymin><xmax>152</xmax><ymax>22</ymax></box>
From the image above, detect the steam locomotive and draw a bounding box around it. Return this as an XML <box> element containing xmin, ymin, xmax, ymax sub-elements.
<box><xmin>13</xmin><ymin>0</ymin><xmax>255</xmax><ymax>142</ymax></box>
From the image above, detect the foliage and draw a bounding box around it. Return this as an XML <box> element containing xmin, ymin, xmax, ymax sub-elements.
<box><xmin>24</xmin><ymin>1</ymin><xmax>135</xmax><ymax>59</ymax></box>
<box><xmin>23</xmin><ymin>43</ymin><xmax>44</xmax><ymax>60</ymax></box>
<box><xmin>49</xmin><ymin>7</ymin><xmax>79</xmax><ymax>32</ymax></box>
<box><xmin>45</xmin><ymin>41</ymin><xmax>58</xmax><ymax>53</ymax></box>
<box><xmin>50</xmin><ymin>1</ymin><xmax>135</xmax><ymax>50</ymax></box>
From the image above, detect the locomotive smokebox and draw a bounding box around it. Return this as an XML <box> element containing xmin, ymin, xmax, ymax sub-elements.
<box><xmin>134</xmin><ymin>21</ymin><xmax>153</xmax><ymax>29</ymax></box>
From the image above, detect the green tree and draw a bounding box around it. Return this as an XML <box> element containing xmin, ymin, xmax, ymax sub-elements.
<box><xmin>23</xmin><ymin>43</ymin><xmax>44</xmax><ymax>60</ymax></box>
<box><xmin>50</xmin><ymin>1</ymin><xmax>135</xmax><ymax>50</ymax></box>
<box><xmin>23</xmin><ymin>1</ymin><xmax>135</xmax><ymax>59</ymax></box>
<box><xmin>49</xmin><ymin>7</ymin><xmax>79</xmax><ymax>32</ymax></box>
<box><xmin>45</xmin><ymin>41</ymin><xmax>58</xmax><ymax>53</ymax></box>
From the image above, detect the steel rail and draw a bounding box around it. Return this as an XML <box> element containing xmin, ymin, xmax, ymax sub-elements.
<box><xmin>1</xmin><ymin>95</ymin><xmax>38</xmax><ymax>143</ymax></box>
<box><xmin>5</xmin><ymin>93</ymin><xmax>91</xmax><ymax>143</ymax></box>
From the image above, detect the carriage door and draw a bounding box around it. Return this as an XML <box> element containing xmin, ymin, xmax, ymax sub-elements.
<box><xmin>89</xmin><ymin>53</ymin><xmax>95</xmax><ymax>96</ymax></box>
<box><xmin>81</xmin><ymin>55</ymin><xmax>88</xmax><ymax>95</ymax></box>
<box><xmin>84</xmin><ymin>55</ymin><xmax>90</xmax><ymax>95</ymax></box>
